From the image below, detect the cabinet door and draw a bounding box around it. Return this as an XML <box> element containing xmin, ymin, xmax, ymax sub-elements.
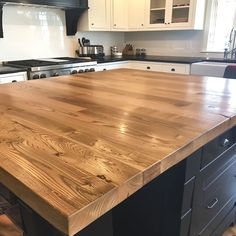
<box><xmin>146</xmin><ymin>0</ymin><xmax>205</xmax><ymax>30</ymax></box>
<box><xmin>89</xmin><ymin>0</ymin><xmax>111</xmax><ymax>30</ymax></box>
<box><xmin>169</xmin><ymin>0</ymin><xmax>192</xmax><ymax>27</ymax></box>
<box><xmin>128</xmin><ymin>0</ymin><xmax>146</xmax><ymax>29</ymax></box>
<box><xmin>146</xmin><ymin>0</ymin><xmax>169</xmax><ymax>27</ymax></box>
<box><xmin>112</xmin><ymin>0</ymin><xmax>128</xmax><ymax>30</ymax></box>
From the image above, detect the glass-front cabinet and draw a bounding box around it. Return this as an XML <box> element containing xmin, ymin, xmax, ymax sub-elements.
<box><xmin>149</xmin><ymin>0</ymin><xmax>168</xmax><ymax>26</ymax></box>
<box><xmin>147</xmin><ymin>0</ymin><xmax>204</xmax><ymax>29</ymax></box>
<box><xmin>171</xmin><ymin>0</ymin><xmax>190</xmax><ymax>24</ymax></box>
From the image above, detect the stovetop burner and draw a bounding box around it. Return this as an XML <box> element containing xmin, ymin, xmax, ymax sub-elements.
<box><xmin>4</xmin><ymin>57</ymin><xmax>97</xmax><ymax>80</ymax></box>
<box><xmin>6</xmin><ymin>57</ymin><xmax>93</xmax><ymax>68</ymax></box>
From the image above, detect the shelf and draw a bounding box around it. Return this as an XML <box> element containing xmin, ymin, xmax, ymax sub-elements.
<box><xmin>150</xmin><ymin>7</ymin><xmax>165</xmax><ymax>11</ymax></box>
<box><xmin>173</xmin><ymin>5</ymin><xmax>190</xmax><ymax>9</ymax></box>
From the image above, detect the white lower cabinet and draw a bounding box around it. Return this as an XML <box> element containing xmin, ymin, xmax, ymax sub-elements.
<box><xmin>95</xmin><ymin>62</ymin><xmax>127</xmax><ymax>71</ymax></box>
<box><xmin>96</xmin><ymin>61</ymin><xmax>190</xmax><ymax>74</ymax></box>
<box><xmin>0</xmin><ymin>72</ymin><xmax>27</xmax><ymax>84</ymax></box>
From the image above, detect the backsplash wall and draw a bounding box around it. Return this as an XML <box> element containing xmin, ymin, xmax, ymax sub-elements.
<box><xmin>0</xmin><ymin>5</ymin><xmax>124</xmax><ymax>61</ymax></box>
<box><xmin>124</xmin><ymin>31</ymin><xmax>223</xmax><ymax>58</ymax></box>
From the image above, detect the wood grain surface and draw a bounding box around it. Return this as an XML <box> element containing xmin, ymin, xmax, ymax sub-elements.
<box><xmin>0</xmin><ymin>69</ymin><xmax>235</xmax><ymax>235</ymax></box>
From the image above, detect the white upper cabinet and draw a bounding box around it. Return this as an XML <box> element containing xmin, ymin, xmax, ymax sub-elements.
<box><xmin>78</xmin><ymin>0</ymin><xmax>111</xmax><ymax>31</ymax></box>
<box><xmin>146</xmin><ymin>0</ymin><xmax>206</xmax><ymax>30</ymax></box>
<box><xmin>128</xmin><ymin>0</ymin><xmax>146</xmax><ymax>30</ymax></box>
<box><xmin>78</xmin><ymin>0</ymin><xmax>206</xmax><ymax>32</ymax></box>
<box><xmin>112</xmin><ymin>0</ymin><xmax>128</xmax><ymax>30</ymax></box>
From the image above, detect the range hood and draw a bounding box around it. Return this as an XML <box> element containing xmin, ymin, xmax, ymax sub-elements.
<box><xmin>0</xmin><ymin>0</ymin><xmax>88</xmax><ymax>37</ymax></box>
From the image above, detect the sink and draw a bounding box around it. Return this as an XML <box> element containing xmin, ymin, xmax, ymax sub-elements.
<box><xmin>191</xmin><ymin>61</ymin><xmax>236</xmax><ymax>77</ymax></box>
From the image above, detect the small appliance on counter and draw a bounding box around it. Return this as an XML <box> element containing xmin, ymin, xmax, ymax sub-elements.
<box><xmin>76</xmin><ymin>37</ymin><xmax>105</xmax><ymax>59</ymax></box>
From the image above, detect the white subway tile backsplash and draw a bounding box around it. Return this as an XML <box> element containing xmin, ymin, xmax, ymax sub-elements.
<box><xmin>124</xmin><ymin>30</ymin><xmax>205</xmax><ymax>57</ymax></box>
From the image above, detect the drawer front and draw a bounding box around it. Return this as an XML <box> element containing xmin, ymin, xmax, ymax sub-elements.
<box><xmin>182</xmin><ymin>177</ymin><xmax>195</xmax><ymax>216</ymax></box>
<box><xmin>191</xmin><ymin>144</ymin><xmax>236</xmax><ymax>235</ymax></box>
<box><xmin>197</xmin><ymin>198</ymin><xmax>236</xmax><ymax>236</ymax></box>
<box><xmin>128</xmin><ymin>62</ymin><xmax>163</xmax><ymax>72</ymax></box>
<box><xmin>162</xmin><ymin>64</ymin><xmax>190</xmax><ymax>74</ymax></box>
<box><xmin>210</xmin><ymin>206</ymin><xmax>236</xmax><ymax>236</ymax></box>
<box><xmin>201</xmin><ymin>130</ymin><xmax>234</xmax><ymax>168</ymax></box>
<box><xmin>0</xmin><ymin>72</ymin><xmax>27</xmax><ymax>84</ymax></box>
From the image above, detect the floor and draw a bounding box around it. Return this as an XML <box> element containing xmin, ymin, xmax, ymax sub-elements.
<box><xmin>223</xmin><ymin>225</ymin><xmax>236</xmax><ymax>236</ymax></box>
<box><xmin>0</xmin><ymin>214</ymin><xmax>23</xmax><ymax>236</ymax></box>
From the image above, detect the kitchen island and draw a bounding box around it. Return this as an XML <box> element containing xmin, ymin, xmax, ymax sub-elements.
<box><xmin>0</xmin><ymin>69</ymin><xmax>235</xmax><ymax>236</ymax></box>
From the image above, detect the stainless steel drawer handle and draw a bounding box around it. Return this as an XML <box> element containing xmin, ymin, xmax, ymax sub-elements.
<box><xmin>221</xmin><ymin>138</ymin><xmax>230</xmax><ymax>147</ymax></box>
<box><xmin>207</xmin><ymin>198</ymin><xmax>219</xmax><ymax>209</ymax></box>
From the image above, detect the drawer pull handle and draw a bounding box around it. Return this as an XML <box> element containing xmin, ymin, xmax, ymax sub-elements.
<box><xmin>221</xmin><ymin>138</ymin><xmax>230</xmax><ymax>147</ymax></box>
<box><xmin>147</xmin><ymin>66</ymin><xmax>151</xmax><ymax>70</ymax></box>
<box><xmin>171</xmin><ymin>68</ymin><xmax>175</xmax><ymax>72</ymax></box>
<box><xmin>207</xmin><ymin>198</ymin><xmax>219</xmax><ymax>209</ymax></box>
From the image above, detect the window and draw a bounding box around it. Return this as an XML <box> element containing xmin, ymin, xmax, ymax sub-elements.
<box><xmin>205</xmin><ymin>0</ymin><xmax>236</xmax><ymax>52</ymax></box>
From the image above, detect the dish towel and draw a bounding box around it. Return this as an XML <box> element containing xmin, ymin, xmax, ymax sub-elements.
<box><xmin>223</xmin><ymin>65</ymin><xmax>236</xmax><ymax>79</ymax></box>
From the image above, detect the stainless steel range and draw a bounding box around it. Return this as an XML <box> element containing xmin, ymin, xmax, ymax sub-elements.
<box><xmin>5</xmin><ymin>57</ymin><xmax>97</xmax><ymax>80</ymax></box>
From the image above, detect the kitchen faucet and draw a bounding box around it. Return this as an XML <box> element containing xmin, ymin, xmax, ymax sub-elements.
<box><xmin>224</xmin><ymin>27</ymin><xmax>236</xmax><ymax>59</ymax></box>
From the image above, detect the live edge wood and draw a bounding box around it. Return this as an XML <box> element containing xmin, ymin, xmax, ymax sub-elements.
<box><xmin>0</xmin><ymin>69</ymin><xmax>236</xmax><ymax>235</ymax></box>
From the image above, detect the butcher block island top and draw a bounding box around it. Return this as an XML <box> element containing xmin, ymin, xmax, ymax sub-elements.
<box><xmin>0</xmin><ymin>69</ymin><xmax>236</xmax><ymax>235</ymax></box>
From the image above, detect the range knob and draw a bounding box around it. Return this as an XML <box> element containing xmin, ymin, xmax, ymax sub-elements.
<box><xmin>85</xmin><ymin>69</ymin><xmax>90</xmax><ymax>73</ymax></box>
<box><xmin>40</xmin><ymin>74</ymin><xmax>47</xmax><ymax>79</ymax></box>
<box><xmin>89</xmin><ymin>68</ymin><xmax>95</xmax><ymax>72</ymax></box>
<box><xmin>71</xmin><ymin>70</ymin><xmax>78</xmax><ymax>75</ymax></box>
<box><xmin>53</xmin><ymin>72</ymin><xmax>59</xmax><ymax>77</ymax></box>
<box><xmin>32</xmin><ymin>74</ymin><xmax>40</xmax><ymax>80</ymax></box>
<box><xmin>78</xmin><ymin>69</ymin><xmax>84</xmax><ymax>73</ymax></box>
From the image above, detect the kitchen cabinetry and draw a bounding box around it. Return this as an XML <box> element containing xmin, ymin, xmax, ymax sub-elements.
<box><xmin>128</xmin><ymin>61</ymin><xmax>190</xmax><ymax>74</ymax></box>
<box><xmin>95</xmin><ymin>62</ymin><xmax>127</xmax><ymax>71</ymax></box>
<box><xmin>78</xmin><ymin>0</ymin><xmax>111</xmax><ymax>31</ymax></box>
<box><xmin>0</xmin><ymin>72</ymin><xmax>27</xmax><ymax>84</ymax></box>
<box><xmin>112</xmin><ymin>0</ymin><xmax>128</xmax><ymax>30</ymax></box>
<box><xmin>190</xmin><ymin>129</ymin><xmax>236</xmax><ymax>236</ymax></box>
<box><xmin>146</xmin><ymin>0</ymin><xmax>206</xmax><ymax>30</ymax></box>
<box><xmin>97</xmin><ymin>61</ymin><xmax>190</xmax><ymax>74</ymax></box>
<box><xmin>128</xmin><ymin>0</ymin><xmax>146</xmax><ymax>30</ymax></box>
<box><xmin>78</xmin><ymin>0</ymin><xmax>205</xmax><ymax>31</ymax></box>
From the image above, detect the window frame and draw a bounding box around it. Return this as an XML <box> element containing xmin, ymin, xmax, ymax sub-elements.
<box><xmin>202</xmin><ymin>0</ymin><xmax>236</xmax><ymax>53</ymax></box>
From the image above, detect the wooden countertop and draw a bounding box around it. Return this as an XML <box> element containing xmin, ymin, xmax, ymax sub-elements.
<box><xmin>0</xmin><ymin>69</ymin><xmax>236</xmax><ymax>235</ymax></box>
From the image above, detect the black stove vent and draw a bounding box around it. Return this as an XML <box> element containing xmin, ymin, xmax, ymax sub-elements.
<box><xmin>0</xmin><ymin>0</ymin><xmax>88</xmax><ymax>37</ymax></box>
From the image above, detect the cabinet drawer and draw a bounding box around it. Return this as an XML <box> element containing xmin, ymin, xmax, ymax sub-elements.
<box><xmin>162</xmin><ymin>64</ymin><xmax>190</xmax><ymax>74</ymax></box>
<box><xmin>0</xmin><ymin>72</ymin><xmax>27</xmax><ymax>84</ymax></box>
<box><xmin>201</xmin><ymin>129</ymin><xmax>234</xmax><ymax>168</ymax></box>
<box><xmin>191</xmin><ymin>144</ymin><xmax>236</xmax><ymax>235</ymax></box>
<box><xmin>210</xmin><ymin>206</ymin><xmax>236</xmax><ymax>236</ymax></box>
<box><xmin>182</xmin><ymin>177</ymin><xmax>195</xmax><ymax>216</ymax></box>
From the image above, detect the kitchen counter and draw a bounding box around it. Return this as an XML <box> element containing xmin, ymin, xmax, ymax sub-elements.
<box><xmin>0</xmin><ymin>69</ymin><xmax>236</xmax><ymax>235</ymax></box>
<box><xmin>97</xmin><ymin>55</ymin><xmax>205</xmax><ymax>64</ymax></box>
<box><xmin>0</xmin><ymin>65</ymin><xmax>27</xmax><ymax>74</ymax></box>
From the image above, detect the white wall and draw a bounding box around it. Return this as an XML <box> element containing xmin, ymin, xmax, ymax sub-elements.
<box><xmin>124</xmin><ymin>30</ymin><xmax>223</xmax><ymax>58</ymax></box>
<box><xmin>0</xmin><ymin>5</ymin><xmax>124</xmax><ymax>61</ymax></box>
